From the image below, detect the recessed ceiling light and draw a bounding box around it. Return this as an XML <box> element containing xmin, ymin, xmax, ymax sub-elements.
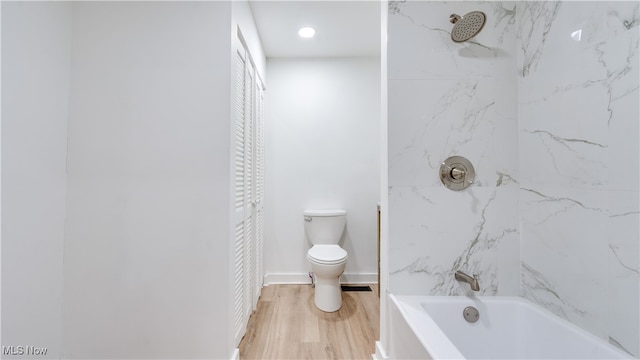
<box><xmin>298</xmin><ymin>26</ymin><xmax>316</xmax><ymax>38</ymax></box>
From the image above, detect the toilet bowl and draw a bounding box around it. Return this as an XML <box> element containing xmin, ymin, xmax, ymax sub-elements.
<box><xmin>307</xmin><ymin>245</ymin><xmax>348</xmax><ymax>312</ymax></box>
<box><xmin>304</xmin><ymin>209</ymin><xmax>348</xmax><ymax>312</ymax></box>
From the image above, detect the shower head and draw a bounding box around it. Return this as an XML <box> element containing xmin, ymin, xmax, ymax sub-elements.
<box><xmin>449</xmin><ymin>11</ymin><xmax>486</xmax><ymax>43</ymax></box>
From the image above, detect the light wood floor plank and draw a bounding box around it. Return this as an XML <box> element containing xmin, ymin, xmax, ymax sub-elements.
<box><xmin>239</xmin><ymin>284</ymin><xmax>379</xmax><ymax>359</ymax></box>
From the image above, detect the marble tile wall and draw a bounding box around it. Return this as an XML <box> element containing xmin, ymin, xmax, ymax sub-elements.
<box><xmin>388</xmin><ymin>0</ymin><xmax>520</xmax><ymax>297</ymax></box>
<box><xmin>517</xmin><ymin>1</ymin><xmax>639</xmax><ymax>356</ymax></box>
<box><xmin>388</xmin><ymin>0</ymin><xmax>639</xmax><ymax>356</ymax></box>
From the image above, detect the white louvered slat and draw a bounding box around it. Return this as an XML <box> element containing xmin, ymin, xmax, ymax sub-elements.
<box><xmin>245</xmin><ymin>212</ymin><xmax>254</xmax><ymax>317</ymax></box>
<box><xmin>254</xmin><ymin>84</ymin><xmax>265</xmax><ymax>304</ymax></box>
<box><xmin>244</xmin><ymin>62</ymin><xmax>255</xmax><ymax>321</ymax></box>
<box><xmin>255</xmin><ymin>207</ymin><xmax>264</xmax><ymax>303</ymax></box>
<box><xmin>235</xmin><ymin>51</ymin><xmax>246</xmax><ymax>211</ymax></box>
<box><xmin>257</xmin><ymin>86</ymin><xmax>265</xmax><ymax>200</ymax></box>
<box><xmin>245</xmin><ymin>66</ymin><xmax>254</xmax><ymax>216</ymax></box>
<box><xmin>233</xmin><ymin>48</ymin><xmax>248</xmax><ymax>346</ymax></box>
<box><xmin>233</xmin><ymin>222</ymin><xmax>245</xmax><ymax>340</ymax></box>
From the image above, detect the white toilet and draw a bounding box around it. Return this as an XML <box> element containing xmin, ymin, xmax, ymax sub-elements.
<box><xmin>304</xmin><ymin>209</ymin><xmax>348</xmax><ymax>312</ymax></box>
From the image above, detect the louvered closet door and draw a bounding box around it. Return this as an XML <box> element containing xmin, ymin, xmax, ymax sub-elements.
<box><xmin>244</xmin><ymin>59</ymin><xmax>256</xmax><ymax>325</ymax></box>
<box><xmin>233</xmin><ymin>48</ymin><xmax>248</xmax><ymax>346</ymax></box>
<box><xmin>233</xmin><ymin>38</ymin><xmax>266</xmax><ymax>346</ymax></box>
<box><xmin>253</xmin><ymin>80</ymin><xmax>265</xmax><ymax>309</ymax></box>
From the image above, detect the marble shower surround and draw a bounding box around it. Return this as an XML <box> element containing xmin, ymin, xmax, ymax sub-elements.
<box><xmin>388</xmin><ymin>0</ymin><xmax>639</xmax><ymax>356</ymax></box>
<box><xmin>518</xmin><ymin>1</ymin><xmax>639</xmax><ymax>356</ymax></box>
<box><xmin>388</xmin><ymin>0</ymin><xmax>520</xmax><ymax>296</ymax></box>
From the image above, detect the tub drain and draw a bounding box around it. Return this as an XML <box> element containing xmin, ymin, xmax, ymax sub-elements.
<box><xmin>463</xmin><ymin>306</ymin><xmax>480</xmax><ymax>323</ymax></box>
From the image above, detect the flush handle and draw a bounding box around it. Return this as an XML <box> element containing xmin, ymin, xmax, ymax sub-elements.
<box><xmin>304</xmin><ymin>216</ymin><xmax>312</xmax><ymax>222</ymax></box>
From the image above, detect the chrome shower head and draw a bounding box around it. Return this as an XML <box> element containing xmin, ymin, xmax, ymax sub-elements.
<box><xmin>449</xmin><ymin>11</ymin><xmax>486</xmax><ymax>43</ymax></box>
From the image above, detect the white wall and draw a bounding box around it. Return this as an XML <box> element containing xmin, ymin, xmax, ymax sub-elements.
<box><xmin>378</xmin><ymin>0</ymin><xmax>390</xmax><ymax>353</ymax></box>
<box><xmin>61</xmin><ymin>2</ymin><xmax>234</xmax><ymax>358</ymax></box>
<box><xmin>1</xmin><ymin>3</ymin><xmax>72</xmax><ymax>358</ymax></box>
<box><xmin>264</xmin><ymin>57</ymin><xmax>380</xmax><ymax>284</ymax></box>
<box><xmin>2</xmin><ymin>2</ymin><xmax>266</xmax><ymax>358</ymax></box>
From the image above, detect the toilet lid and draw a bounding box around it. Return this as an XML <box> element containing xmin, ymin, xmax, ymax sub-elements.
<box><xmin>307</xmin><ymin>245</ymin><xmax>348</xmax><ymax>265</ymax></box>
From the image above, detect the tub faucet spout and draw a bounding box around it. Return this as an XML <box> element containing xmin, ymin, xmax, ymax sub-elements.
<box><xmin>455</xmin><ymin>270</ymin><xmax>480</xmax><ymax>291</ymax></box>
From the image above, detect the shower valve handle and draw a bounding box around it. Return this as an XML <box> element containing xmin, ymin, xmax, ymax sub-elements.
<box><xmin>450</xmin><ymin>167</ymin><xmax>466</xmax><ymax>180</ymax></box>
<box><xmin>440</xmin><ymin>156</ymin><xmax>475</xmax><ymax>191</ymax></box>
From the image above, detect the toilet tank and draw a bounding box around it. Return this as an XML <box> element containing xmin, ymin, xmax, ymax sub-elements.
<box><xmin>303</xmin><ymin>209</ymin><xmax>347</xmax><ymax>245</ymax></box>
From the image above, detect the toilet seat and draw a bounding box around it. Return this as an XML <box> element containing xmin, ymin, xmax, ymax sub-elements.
<box><xmin>307</xmin><ymin>245</ymin><xmax>348</xmax><ymax>265</ymax></box>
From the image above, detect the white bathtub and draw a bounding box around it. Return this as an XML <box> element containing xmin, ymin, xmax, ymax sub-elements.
<box><xmin>387</xmin><ymin>294</ymin><xmax>633</xmax><ymax>359</ymax></box>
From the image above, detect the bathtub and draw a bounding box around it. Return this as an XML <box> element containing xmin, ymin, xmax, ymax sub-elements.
<box><xmin>387</xmin><ymin>294</ymin><xmax>633</xmax><ymax>359</ymax></box>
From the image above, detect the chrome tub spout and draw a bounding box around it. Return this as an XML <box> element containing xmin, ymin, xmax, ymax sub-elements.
<box><xmin>455</xmin><ymin>270</ymin><xmax>480</xmax><ymax>291</ymax></box>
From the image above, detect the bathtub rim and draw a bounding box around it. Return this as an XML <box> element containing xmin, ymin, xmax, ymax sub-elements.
<box><xmin>388</xmin><ymin>293</ymin><xmax>465</xmax><ymax>359</ymax></box>
<box><xmin>389</xmin><ymin>293</ymin><xmax>634</xmax><ymax>360</ymax></box>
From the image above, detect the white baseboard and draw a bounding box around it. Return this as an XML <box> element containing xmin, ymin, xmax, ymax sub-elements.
<box><xmin>342</xmin><ymin>272</ymin><xmax>378</xmax><ymax>284</ymax></box>
<box><xmin>372</xmin><ymin>341</ymin><xmax>389</xmax><ymax>360</ymax></box>
<box><xmin>264</xmin><ymin>272</ymin><xmax>378</xmax><ymax>285</ymax></box>
<box><xmin>264</xmin><ymin>272</ymin><xmax>312</xmax><ymax>285</ymax></box>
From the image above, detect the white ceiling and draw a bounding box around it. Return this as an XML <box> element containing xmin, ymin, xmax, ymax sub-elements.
<box><xmin>249</xmin><ymin>1</ymin><xmax>382</xmax><ymax>58</ymax></box>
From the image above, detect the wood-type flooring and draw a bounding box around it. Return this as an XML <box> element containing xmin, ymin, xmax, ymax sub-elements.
<box><xmin>239</xmin><ymin>284</ymin><xmax>380</xmax><ymax>359</ymax></box>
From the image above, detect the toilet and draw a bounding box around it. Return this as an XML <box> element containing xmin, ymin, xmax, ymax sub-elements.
<box><xmin>304</xmin><ymin>209</ymin><xmax>348</xmax><ymax>312</ymax></box>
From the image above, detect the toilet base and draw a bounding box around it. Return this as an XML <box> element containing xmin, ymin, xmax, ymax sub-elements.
<box><xmin>313</xmin><ymin>276</ymin><xmax>342</xmax><ymax>312</ymax></box>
